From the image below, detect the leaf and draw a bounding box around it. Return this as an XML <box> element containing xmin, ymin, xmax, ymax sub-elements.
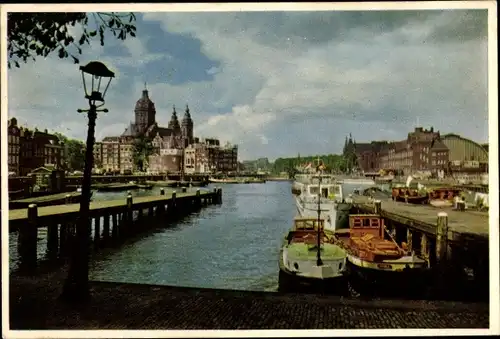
<box><xmin>130</xmin><ymin>31</ymin><xmax>136</xmax><ymax>37</ymax></box>
<box><xmin>71</xmin><ymin>55</ymin><xmax>79</xmax><ymax>64</ymax></box>
<box><xmin>58</xmin><ymin>47</ymin><xmax>64</xmax><ymax>58</ymax></box>
<box><xmin>15</xmin><ymin>61</ymin><xmax>20</xmax><ymax>68</ymax></box>
<box><xmin>88</xmin><ymin>30</ymin><xmax>97</xmax><ymax>37</ymax></box>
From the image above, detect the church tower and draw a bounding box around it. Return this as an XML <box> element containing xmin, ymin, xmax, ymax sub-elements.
<box><xmin>168</xmin><ymin>105</ymin><xmax>181</xmax><ymax>135</ymax></box>
<box><xmin>181</xmin><ymin>104</ymin><xmax>194</xmax><ymax>146</ymax></box>
<box><xmin>134</xmin><ymin>83</ymin><xmax>156</xmax><ymax>134</ymax></box>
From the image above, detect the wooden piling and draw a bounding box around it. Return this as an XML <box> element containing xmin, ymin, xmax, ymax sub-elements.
<box><xmin>407</xmin><ymin>228</ymin><xmax>413</xmax><ymax>252</ymax></box>
<box><xmin>112</xmin><ymin>213</ymin><xmax>118</xmax><ymax>239</ymax></box>
<box><xmin>420</xmin><ymin>233</ymin><xmax>430</xmax><ymax>267</ymax></box>
<box><xmin>94</xmin><ymin>216</ymin><xmax>101</xmax><ymax>248</ymax></box>
<box><xmin>182</xmin><ymin>187</ymin><xmax>187</xmax><ymax>193</ymax></box>
<box><xmin>196</xmin><ymin>189</ymin><xmax>201</xmax><ymax>208</ymax></box>
<box><xmin>160</xmin><ymin>188</ymin><xmax>165</xmax><ymax>195</ymax></box>
<box><xmin>436</xmin><ymin>212</ymin><xmax>449</xmax><ymax>264</ymax></box>
<box><xmin>103</xmin><ymin>214</ymin><xmax>110</xmax><ymax>243</ymax></box>
<box><xmin>18</xmin><ymin>204</ymin><xmax>38</xmax><ymax>272</ymax></box>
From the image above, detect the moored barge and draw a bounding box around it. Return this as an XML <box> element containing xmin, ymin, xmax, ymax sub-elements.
<box><xmin>335</xmin><ymin>213</ymin><xmax>429</xmax><ymax>298</ymax></box>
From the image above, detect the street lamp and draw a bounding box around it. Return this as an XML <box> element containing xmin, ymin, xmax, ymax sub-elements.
<box><xmin>61</xmin><ymin>61</ymin><xmax>114</xmax><ymax>303</ymax></box>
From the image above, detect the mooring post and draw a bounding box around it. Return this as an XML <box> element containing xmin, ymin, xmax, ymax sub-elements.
<box><xmin>435</xmin><ymin>212</ymin><xmax>449</xmax><ymax>264</ymax></box>
<box><xmin>181</xmin><ymin>187</ymin><xmax>187</xmax><ymax>193</ymax></box>
<box><xmin>18</xmin><ymin>204</ymin><xmax>38</xmax><ymax>272</ymax></box>
<box><xmin>160</xmin><ymin>188</ymin><xmax>165</xmax><ymax>195</ymax></box>
<box><xmin>374</xmin><ymin>200</ymin><xmax>382</xmax><ymax>215</ymax></box>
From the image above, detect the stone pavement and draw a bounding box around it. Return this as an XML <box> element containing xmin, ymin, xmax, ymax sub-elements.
<box><xmin>9</xmin><ymin>265</ymin><xmax>489</xmax><ymax>330</ymax></box>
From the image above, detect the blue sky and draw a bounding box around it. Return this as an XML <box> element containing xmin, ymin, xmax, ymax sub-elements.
<box><xmin>7</xmin><ymin>7</ymin><xmax>490</xmax><ymax>161</ymax></box>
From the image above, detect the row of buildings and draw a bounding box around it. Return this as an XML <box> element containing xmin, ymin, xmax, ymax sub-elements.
<box><xmin>93</xmin><ymin>87</ymin><xmax>239</xmax><ymax>175</ymax></box>
<box><xmin>345</xmin><ymin>127</ymin><xmax>489</xmax><ymax>176</ymax></box>
<box><xmin>7</xmin><ymin>117</ymin><xmax>64</xmax><ymax>176</ymax></box>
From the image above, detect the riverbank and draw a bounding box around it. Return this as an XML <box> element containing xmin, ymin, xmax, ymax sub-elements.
<box><xmin>9</xmin><ymin>265</ymin><xmax>488</xmax><ymax>330</ymax></box>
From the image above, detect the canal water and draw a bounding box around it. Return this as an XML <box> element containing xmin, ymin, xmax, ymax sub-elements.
<box><xmin>8</xmin><ymin>181</ymin><xmax>379</xmax><ymax>291</ymax></box>
<box><xmin>88</xmin><ymin>181</ymin><xmax>295</xmax><ymax>291</ymax></box>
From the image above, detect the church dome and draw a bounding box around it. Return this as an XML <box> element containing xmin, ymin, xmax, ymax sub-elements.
<box><xmin>135</xmin><ymin>89</ymin><xmax>156</xmax><ymax>112</ymax></box>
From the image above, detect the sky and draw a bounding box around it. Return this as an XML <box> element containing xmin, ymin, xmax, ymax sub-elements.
<box><xmin>7</xmin><ymin>7</ymin><xmax>490</xmax><ymax>161</ymax></box>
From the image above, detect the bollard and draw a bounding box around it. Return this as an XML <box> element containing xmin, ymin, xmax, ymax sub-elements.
<box><xmin>160</xmin><ymin>188</ymin><xmax>165</xmax><ymax>195</ymax></box>
<box><xmin>65</xmin><ymin>194</ymin><xmax>71</xmax><ymax>204</ymax></box>
<box><xmin>374</xmin><ymin>200</ymin><xmax>382</xmax><ymax>215</ymax></box>
<box><xmin>435</xmin><ymin>212</ymin><xmax>449</xmax><ymax>264</ymax></box>
<box><xmin>18</xmin><ymin>204</ymin><xmax>38</xmax><ymax>272</ymax></box>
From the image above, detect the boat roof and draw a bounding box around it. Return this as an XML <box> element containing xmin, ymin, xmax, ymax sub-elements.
<box><xmin>294</xmin><ymin>216</ymin><xmax>325</xmax><ymax>221</ymax></box>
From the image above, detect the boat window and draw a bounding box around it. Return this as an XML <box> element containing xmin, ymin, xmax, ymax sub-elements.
<box><xmin>321</xmin><ymin>188</ymin><xmax>329</xmax><ymax>198</ymax></box>
<box><xmin>363</xmin><ymin>218</ymin><xmax>371</xmax><ymax>227</ymax></box>
<box><xmin>309</xmin><ymin>186</ymin><xmax>319</xmax><ymax>195</ymax></box>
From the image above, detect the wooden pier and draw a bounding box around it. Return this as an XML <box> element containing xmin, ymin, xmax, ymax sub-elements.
<box><xmin>351</xmin><ymin>196</ymin><xmax>489</xmax><ymax>298</ymax></box>
<box><xmin>10</xmin><ymin>188</ymin><xmax>223</xmax><ymax>274</ymax></box>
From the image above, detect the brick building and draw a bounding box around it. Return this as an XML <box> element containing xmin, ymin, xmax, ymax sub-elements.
<box><xmin>8</xmin><ymin>118</ymin><xmax>20</xmax><ymax>174</ymax></box>
<box><xmin>349</xmin><ymin>127</ymin><xmax>450</xmax><ymax>175</ymax></box>
<box><xmin>8</xmin><ymin>118</ymin><xmax>64</xmax><ymax>176</ymax></box>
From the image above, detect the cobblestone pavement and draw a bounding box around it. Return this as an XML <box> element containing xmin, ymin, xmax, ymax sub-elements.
<box><xmin>9</xmin><ymin>267</ymin><xmax>489</xmax><ymax>330</ymax></box>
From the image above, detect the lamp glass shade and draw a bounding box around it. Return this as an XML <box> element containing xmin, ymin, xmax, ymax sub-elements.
<box><xmin>79</xmin><ymin>61</ymin><xmax>115</xmax><ymax>103</ymax></box>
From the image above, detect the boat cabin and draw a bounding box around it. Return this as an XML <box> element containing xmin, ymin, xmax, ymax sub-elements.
<box><xmin>306</xmin><ymin>183</ymin><xmax>342</xmax><ymax>200</ymax></box>
<box><xmin>348</xmin><ymin>214</ymin><xmax>384</xmax><ymax>239</ymax></box>
<box><xmin>429</xmin><ymin>187</ymin><xmax>462</xmax><ymax>200</ymax></box>
<box><xmin>288</xmin><ymin>217</ymin><xmax>335</xmax><ymax>245</ymax></box>
<box><xmin>293</xmin><ymin>217</ymin><xmax>324</xmax><ymax>232</ymax></box>
<box><xmin>341</xmin><ymin>214</ymin><xmax>403</xmax><ymax>261</ymax></box>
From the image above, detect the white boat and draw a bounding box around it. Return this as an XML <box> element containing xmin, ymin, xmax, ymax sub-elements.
<box><xmin>294</xmin><ymin>173</ymin><xmax>352</xmax><ymax>232</ymax></box>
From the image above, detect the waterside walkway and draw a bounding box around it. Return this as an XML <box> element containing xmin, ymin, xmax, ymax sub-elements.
<box><xmin>9</xmin><ymin>265</ymin><xmax>488</xmax><ymax>330</ymax></box>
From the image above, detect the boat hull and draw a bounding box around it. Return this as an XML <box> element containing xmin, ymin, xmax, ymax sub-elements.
<box><xmin>278</xmin><ymin>267</ymin><xmax>348</xmax><ymax>295</ymax></box>
<box><xmin>346</xmin><ymin>259</ymin><xmax>430</xmax><ymax>299</ymax></box>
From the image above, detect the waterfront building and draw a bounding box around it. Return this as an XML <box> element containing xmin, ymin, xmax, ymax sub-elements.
<box><xmin>217</xmin><ymin>142</ymin><xmax>238</xmax><ymax>173</ymax></box>
<box><xmin>347</xmin><ymin>126</ymin><xmax>487</xmax><ymax>177</ymax></box>
<box><xmin>8</xmin><ymin>118</ymin><xmax>20</xmax><ymax>175</ymax></box>
<box><xmin>10</xmin><ymin>120</ymin><xmax>64</xmax><ymax>176</ymax></box>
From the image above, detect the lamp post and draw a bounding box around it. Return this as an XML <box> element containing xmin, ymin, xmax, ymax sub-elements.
<box><xmin>61</xmin><ymin>61</ymin><xmax>114</xmax><ymax>303</ymax></box>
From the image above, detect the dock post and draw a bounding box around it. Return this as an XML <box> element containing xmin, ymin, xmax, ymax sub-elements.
<box><xmin>420</xmin><ymin>233</ymin><xmax>429</xmax><ymax>267</ymax></box>
<box><xmin>170</xmin><ymin>191</ymin><xmax>177</xmax><ymax>217</ymax></box>
<box><xmin>160</xmin><ymin>188</ymin><xmax>165</xmax><ymax>195</ymax></box>
<box><xmin>217</xmin><ymin>187</ymin><xmax>223</xmax><ymax>204</ymax></box>
<box><xmin>182</xmin><ymin>187</ymin><xmax>187</xmax><ymax>193</ymax></box>
<box><xmin>196</xmin><ymin>189</ymin><xmax>201</xmax><ymax>208</ymax></box>
<box><xmin>47</xmin><ymin>220</ymin><xmax>59</xmax><ymax>261</ymax></box>
<box><xmin>213</xmin><ymin>187</ymin><xmax>217</xmax><ymax>204</ymax></box>
<box><xmin>436</xmin><ymin>212</ymin><xmax>449</xmax><ymax>264</ymax></box>
<box><xmin>374</xmin><ymin>200</ymin><xmax>382</xmax><ymax>215</ymax></box>
<box><xmin>112</xmin><ymin>213</ymin><xmax>118</xmax><ymax>240</ymax></box>
<box><xmin>126</xmin><ymin>194</ymin><xmax>133</xmax><ymax>236</ymax></box>
<box><xmin>18</xmin><ymin>204</ymin><xmax>38</xmax><ymax>272</ymax></box>
<box><xmin>406</xmin><ymin>229</ymin><xmax>413</xmax><ymax>253</ymax></box>
<box><xmin>103</xmin><ymin>214</ymin><xmax>110</xmax><ymax>244</ymax></box>
<box><xmin>94</xmin><ymin>216</ymin><xmax>101</xmax><ymax>249</ymax></box>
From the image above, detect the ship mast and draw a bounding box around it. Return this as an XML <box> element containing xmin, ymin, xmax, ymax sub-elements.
<box><xmin>316</xmin><ymin>159</ymin><xmax>323</xmax><ymax>267</ymax></box>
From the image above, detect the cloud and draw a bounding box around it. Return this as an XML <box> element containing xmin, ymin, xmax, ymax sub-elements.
<box><xmin>8</xmin><ymin>9</ymin><xmax>490</xmax><ymax>161</ymax></box>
